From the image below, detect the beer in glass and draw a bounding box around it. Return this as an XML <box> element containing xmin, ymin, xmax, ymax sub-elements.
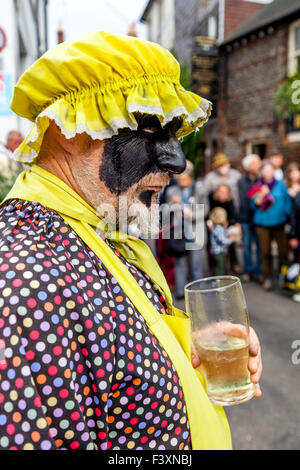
<box><xmin>185</xmin><ymin>276</ymin><xmax>255</xmax><ymax>406</ymax></box>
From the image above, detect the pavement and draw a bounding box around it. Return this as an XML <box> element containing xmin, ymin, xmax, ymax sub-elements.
<box><xmin>173</xmin><ymin>281</ymin><xmax>300</xmax><ymax>450</ymax></box>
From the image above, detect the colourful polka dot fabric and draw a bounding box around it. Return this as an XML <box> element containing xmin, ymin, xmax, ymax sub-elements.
<box><xmin>0</xmin><ymin>200</ymin><xmax>191</xmax><ymax>450</ymax></box>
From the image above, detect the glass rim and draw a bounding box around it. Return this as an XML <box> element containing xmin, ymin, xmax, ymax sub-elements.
<box><xmin>184</xmin><ymin>276</ymin><xmax>241</xmax><ymax>294</ymax></box>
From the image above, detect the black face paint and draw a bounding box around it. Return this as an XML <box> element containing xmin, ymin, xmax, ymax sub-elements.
<box><xmin>138</xmin><ymin>190</ymin><xmax>155</xmax><ymax>208</ymax></box>
<box><xmin>100</xmin><ymin>115</ymin><xmax>186</xmax><ymax>195</ymax></box>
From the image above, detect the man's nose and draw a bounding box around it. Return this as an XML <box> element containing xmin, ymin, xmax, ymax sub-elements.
<box><xmin>155</xmin><ymin>137</ymin><xmax>187</xmax><ymax>175</ymax></box>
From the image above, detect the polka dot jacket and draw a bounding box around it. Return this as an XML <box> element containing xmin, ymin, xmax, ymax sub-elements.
<box><xmin>0</xmin><ymin>200</ymin><xmax>191</xmax><ymax>450</ymax></box>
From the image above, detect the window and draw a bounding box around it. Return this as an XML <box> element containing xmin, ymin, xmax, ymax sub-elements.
<box><xmin>288</xmin><ymin>20</ymin><xmax>300</xmax><ymax>76</ymax></box>
<box><xmin>208</xmin><ymin>15</ymin><xmax>217</xmax><ymax>39</ymax></box>
<box><xmin>246</xmin><ymin>142</ymin><xmax>267</xmax><ymax>160</ymax></box>
<box><xmin>294</xmin><ymin>25</ymin><xmax>300</xmax><ymax>71</ymax></box>
<box><xmin>252</xmin><ymin>143</ymin><xmax>267</xmax><ymax>160</ymax></box>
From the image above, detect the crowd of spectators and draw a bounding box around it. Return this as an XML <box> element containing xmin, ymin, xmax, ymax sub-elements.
<box><xmin>159</xmin><ymin>152</ymin><xmax>300</xmax><ymax>304</ymax></box>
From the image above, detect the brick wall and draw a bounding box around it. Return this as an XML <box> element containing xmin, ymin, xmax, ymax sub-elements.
<box><xmin>225</xmin><ymin>27</ymin><xmax>287</xmax><ymax>130</ymax></box>
<box><xmin>217</xmin><ymin>22</ymin><xmax>300</xmax><ymax>164</ymax></box>
<box><xmin>224</xmin><ymin>0</ymin><xmax>265</xmax><ymax>38</ymax></box>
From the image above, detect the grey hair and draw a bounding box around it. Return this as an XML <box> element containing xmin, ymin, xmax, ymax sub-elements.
<box><xmin>242</xmin><ymin>154</ymin><xmax>261</xmax><ymax>170</ymax></box>
<box><xmin>7</xmin><ymin>130</ymin><xmax>22</xmax><ymax>140</ymax></box>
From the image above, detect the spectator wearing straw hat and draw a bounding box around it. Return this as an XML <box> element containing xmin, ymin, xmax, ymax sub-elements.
<box><xmin>203</xmin><ymin>153</ymin><xmax>241</xmax><ymax>208</ymax></box>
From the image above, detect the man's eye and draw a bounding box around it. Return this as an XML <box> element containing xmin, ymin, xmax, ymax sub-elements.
<box><xmin>142</xmin><ymin>128</ymin><xmax>158</xmax><ymax>135</ymax></box>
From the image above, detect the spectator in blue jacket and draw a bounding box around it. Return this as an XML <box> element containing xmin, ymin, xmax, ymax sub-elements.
<box><xmin>249</xmin><ymin>160</ymin><xmax>292</xmax><ymax>291</ymax></box>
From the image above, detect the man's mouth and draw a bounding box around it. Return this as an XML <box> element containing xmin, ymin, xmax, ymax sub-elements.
<box><xmin>146</xmin><ymin>186</ymin><xmax>163</xmax><ymax>192</ymax></box>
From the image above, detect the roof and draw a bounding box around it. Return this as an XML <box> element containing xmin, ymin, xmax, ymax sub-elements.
<box><xmin>140</xmin><ymin>0</ymin><xmax>154</xmax><ymax>22</ymax></box>
<box><xmin>223</xmin><ymin>0</ymin><xmax>300</xmax><ymax>44</ymax></box>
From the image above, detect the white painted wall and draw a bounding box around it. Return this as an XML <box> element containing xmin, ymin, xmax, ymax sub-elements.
<box><xmin>148</xmin><ymin>1</ymin><xmax>161</xmax><ymax>43</ymax></box>
<box><xmin>160</xmin><ymin>0</ymin><xmax>175</xmax><ymax>50</ymax></box>
<box><xmin>0</xmin><ymin>0</ymin><xmax>19</xmax><ymax>145</ymax></box>
<box><xmin>145</xmin><ymin>0</ymin><xmax>175</xmax><ymax>50</ymax></box>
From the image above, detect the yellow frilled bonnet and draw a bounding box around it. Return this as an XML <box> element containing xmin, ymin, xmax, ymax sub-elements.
<box><xmin>11</xmin><ymin>31</ymin><xmax>211</xmax><ymax>164</ymax></box>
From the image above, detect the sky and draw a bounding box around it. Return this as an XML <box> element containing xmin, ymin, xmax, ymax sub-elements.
<box><xmin>47</xmin><ymin>0</ymin><xmax>274</xmax><ymax>48</ymax></box>
<box><xmin>48</xmin><ymin>0</ymin><xmax>148</xmax><ymax>48</ymax></box>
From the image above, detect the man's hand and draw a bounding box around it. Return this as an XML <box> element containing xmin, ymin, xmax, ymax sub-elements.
<box><xmin>229</xmin><ymin>234</ymin><xmax>239</xmax><ymax>243</ymax></box>
<box><xmin>260</xmin><ymin>185</ymin><xmax>270</xmax><ymax>196</ymax></box>
<box><xmin>191</xmin><ymin>326</ymin><xmax>262</xmax><ymax>398</ymax></box>
<box><xmin>289</xmin><ymin>239</ymin><xmax>299</xmax><ymax>250</ymax></box>
<box><xmin>248</xmin><ymin>327</ymin><xmax>262</xmax><ymax>397</ymax></box>
<box><xmin>171</xmin><ymin>194</ymin><xmax>181</xmax><ymax>204</ymax></box>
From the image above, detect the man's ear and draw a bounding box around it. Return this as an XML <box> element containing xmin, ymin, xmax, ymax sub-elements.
<box><xmin>49</xmin><ymin>121</ymin><xmax>77</xmax><ymax>155</ymax></box>
<box><xmin>50</xmin><ymin>121</ymin><xmax>100</xmax><ymax>156</ymax></box>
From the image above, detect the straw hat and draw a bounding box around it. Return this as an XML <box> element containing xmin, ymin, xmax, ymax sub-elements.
<box><xmin>211</xmin><ymin>153</ymin><xmax>229</xmax><ymax>169</ymax></box>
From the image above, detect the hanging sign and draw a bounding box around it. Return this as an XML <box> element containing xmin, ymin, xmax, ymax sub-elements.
<box><xmin>192</xmin><ymin>36</ymin><xmax>219</xmax><ymax>117</ymax></box>
<box><xmin>0</xmin><ymin>28</ymin><xmax>7</xmax><ymax>52</ymax></box>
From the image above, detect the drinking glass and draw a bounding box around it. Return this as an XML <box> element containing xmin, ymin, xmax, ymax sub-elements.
<box><xmin>185</xmin><ymin>276</ymin><xmax>255</xmax><ymax>406</ymax></box>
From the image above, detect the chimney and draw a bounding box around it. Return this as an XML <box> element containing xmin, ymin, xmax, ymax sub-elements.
<box><xmin>58</xmin><ymin>21</ymin><xmax>64</xmax><ymax>44</ymax></box>
<box><xmin>128</xmin><ymin>22</ymin><xmax>137</xmax><ymax>37</ymax></box>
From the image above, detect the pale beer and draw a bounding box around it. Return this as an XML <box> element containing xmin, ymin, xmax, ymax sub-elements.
<box><xmin>192</xmin><ymin>334</ymin><xmax>254</xmax><ymax>405</ymax></box>
<box><xmin>185</xmin><ymin>276</ymin><xmax>255</xmax><ymax>406</ymax></box>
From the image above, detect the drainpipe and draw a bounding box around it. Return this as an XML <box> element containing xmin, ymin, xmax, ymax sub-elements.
<box><xmin>44</xmin><ymin>0</ymin><xmax>48</xmax><ymax>51</ymax></box>
<box><xmin>29</xmin><ymin>0</ymin><xmax>41</xmax><ymax>58</ymax></box>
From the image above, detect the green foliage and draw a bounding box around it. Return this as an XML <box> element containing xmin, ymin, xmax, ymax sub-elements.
<box><xmin>180</xmin><ymin>127</ymin><xmax>204</xmax><ymax>177</ymax></box>
<box><xmin>0</xmin><ymin>173</ymin><xmax>17</xmax><ymax>202</ymax></box>
<box><xmin>179</xmin><ymin>62</ymin><xmax>204</xmax><ymax>176</ymax></box>
<box><xmin>275</xmin><ymin>72</ymin><xmax>300</xmax><ymax>118</ymax></box>
<box><xmin>180</xmin><ymin>62</ymin><xmax>191</xmax><ymax>90</ymax></box>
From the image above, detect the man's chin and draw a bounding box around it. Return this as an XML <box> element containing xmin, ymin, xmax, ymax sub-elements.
<box><xmin>127</xmin><ymin>197</ymin><xmax>160</xmax><ymax>238</ymax></box>
<box><xmin>95</xmin><ymin>191</ymin><xmax>160</xmax><ymax>238</ymax></box>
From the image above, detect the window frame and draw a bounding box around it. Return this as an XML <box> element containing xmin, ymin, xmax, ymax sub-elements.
<box><xmin>208</xmin><ymin>15</ymin><xmax>217</xmax><ymax>39</ymax></box>
<box><xmin>288</xmin><ymin>19</ymin><xmax>300</xmax><ymax>77</ymax></box>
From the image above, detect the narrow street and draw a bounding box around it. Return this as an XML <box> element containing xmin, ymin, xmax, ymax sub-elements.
<box><xmin>175</xmin><ymin>282</ymin><xmax>300</xmax><ymax>450</ymax></box>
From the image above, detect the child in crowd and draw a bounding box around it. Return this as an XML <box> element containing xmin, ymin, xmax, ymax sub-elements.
<box><xmin>285</xmin><ymin>162</ymin><xmax>300</xmax><ymax>199</ymax></box>
<box><xmin>209</xmin><ymin>183</ymin><xmax>242</xmax><ymax>274</ymax></box>
<box><xmin>208</xmin><ymin>207</ymin><xmax>238</xmax><ymax>276</ymax></box>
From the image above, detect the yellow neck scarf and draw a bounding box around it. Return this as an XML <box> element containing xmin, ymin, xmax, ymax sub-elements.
<box><xmin>4</xmin><ymin>164</ymin><xmax>232</xmax><ymax>450</ymax></box>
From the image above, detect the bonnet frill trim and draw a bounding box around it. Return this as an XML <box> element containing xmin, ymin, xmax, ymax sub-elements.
<box><xmin>13</xmin><ymin>74</ymin><xmax>211</xmax><ymax>164</ymax></box>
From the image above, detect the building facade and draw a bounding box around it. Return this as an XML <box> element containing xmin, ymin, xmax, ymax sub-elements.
<box><xmin>141</xmin><ymin>0</ymin><xmax>199</xmax><ymax>66</ymax></box>
<box><xmin>0</xmin><ymin>0</ymin><xmax>48</xmax><ymax>144</ymax></box>
<box><xmin>141</xmin><ymin>0</ymin><xmax>176</xmax><ymax>52</ymax></box>
<box><xmin>141</xmin><ymin>0</ymin><xmax>275</xmax><ymax>173</ymax></box>
<box><xmin>141</xmin><ymin>0</ymin><xmax>269</xmax><ymax>65</ymax></box>
<box><xmin>215</xmin><ymin>0</ymin><xmax>300</xmax><ymax>165</ymax></box>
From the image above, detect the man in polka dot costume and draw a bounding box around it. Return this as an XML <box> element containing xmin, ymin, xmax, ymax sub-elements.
<box><xmin>0</xmin><ymin>32</ymin><xmax>262</xmax><ymax>450</ymax></box>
